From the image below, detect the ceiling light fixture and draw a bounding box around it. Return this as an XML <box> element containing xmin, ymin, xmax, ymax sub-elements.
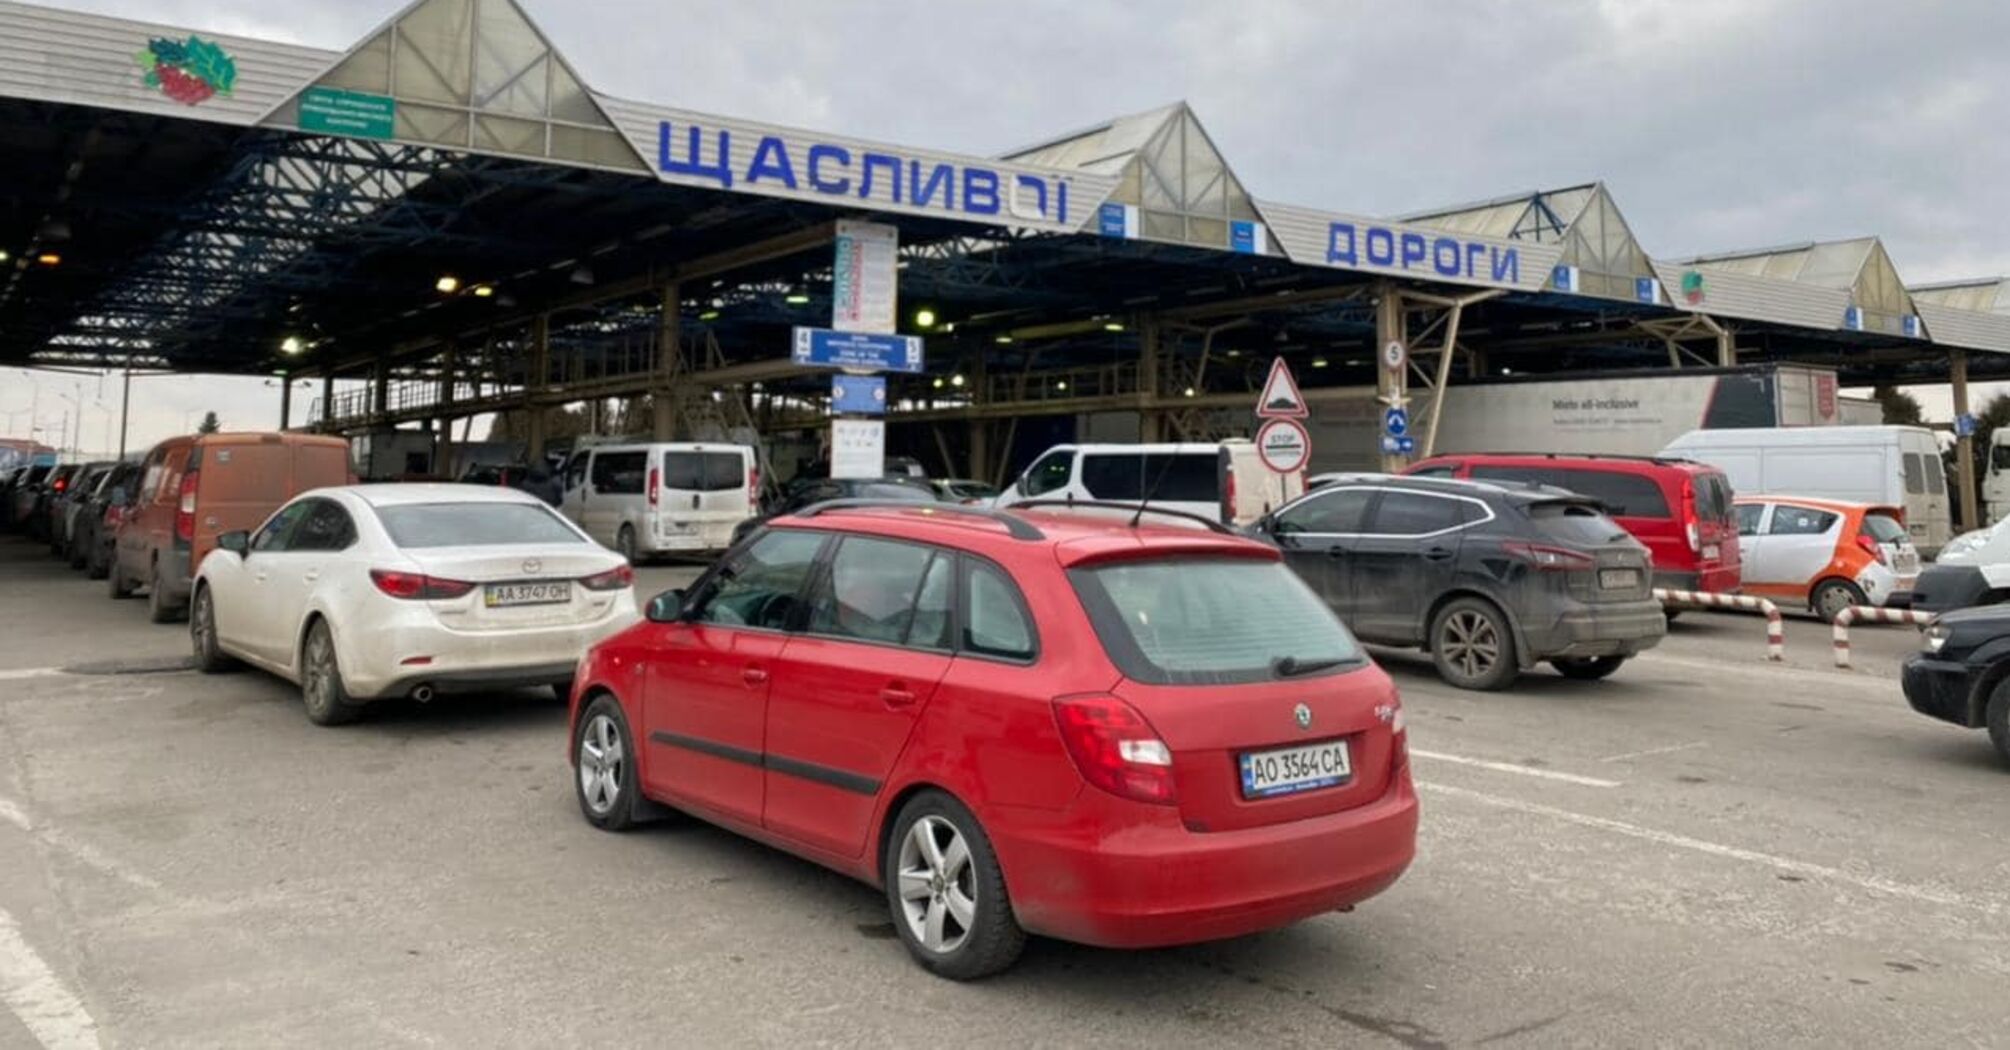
<box><xmin>280</xmin><ymin>336</ymin><xmax>304</xmax><ymax>355</ymax></box>
<box><xmin>784</xmin><ymin>293</ymin><xmax>810</xmax><ymax>305</ymax></box>
<box><xmin>36</xmin><ymin>253</ymin><xmax>60</xmax><ymax>267</ymax></box>
<box><xmin>471</xmin><ymin>284</ymin><xmax>495</xmax><ymax>298</ymax></box>
<box><xmin>435</xmin><ymin>275</ymin><xmax>460</xmax><ymax>294</ymax></box>
<box><xmin>914</xmin><ymin>308</ymin><xmax>938</xmax><ymax>329</ymax></box>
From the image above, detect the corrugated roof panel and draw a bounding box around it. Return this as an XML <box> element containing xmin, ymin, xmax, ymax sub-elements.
<box><xmin>0</xmin><ymin>0</ymin><xmax>332</xmax><ymax>126</ymax></box>
<box><xmin>1651</xmin><ymin>259</ymin><xmax>1851</xmax><ymax>329</ymax></box>
<box><xmin>1915</xmin><ymin>302</ymin><xmax>2010</xmax><ymax>353</ymax></box>
<box><xmin>1911</xmin><ymin>279</ymin><xmax>2010</xmax><ymax>315</ymax></box>
<box><xmin>1000</xmin><ymin>103</ymin><xmax>1177</xmax><ymax>169</ymax></box>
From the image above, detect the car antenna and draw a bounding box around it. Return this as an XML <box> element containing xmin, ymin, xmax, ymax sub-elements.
<box><xmin>1130</xmin><ymin>451</ymin><xmax>1182</xmax><ymax>528</ymax></box>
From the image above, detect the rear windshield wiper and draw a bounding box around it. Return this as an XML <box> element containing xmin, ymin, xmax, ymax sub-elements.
<box><xmin>1272</xmin><ymin>655</ymin><xmax>1352</xmax><ymax>678</ymax></box>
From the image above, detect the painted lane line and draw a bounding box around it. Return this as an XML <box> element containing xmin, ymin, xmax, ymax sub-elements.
<box><xmin>0</xmin><ymin>798</ymin><xmax>163</xmax><ymax>894</ymax></box>
<box><xmin>0</xmin><ymin>798</ymin><xmax>27</xmax><ymax>830</ymax></box>
<box><xmin>0</xmin><ymin>668</ymin><xmax>64</xmax><ymax>682</ymax></box>
<box><xmin>0</xmin><ymin>907</ymin><xmax>101</xmax><ymax>1050</ymax></box>
<box><xmin>1408</xmin><ymin>749</ymin><xmax>1620</xmax><ymax>788</ymax></box>
<box><xmin>1419</xmin><ymin>781</ymin><xmax>1992</xmax><ymax>915</ymax></box>
<box><xmin>1598</xmin><ymin>741</ymin><xmax>1706</xmax><ymax>764</ymax></box>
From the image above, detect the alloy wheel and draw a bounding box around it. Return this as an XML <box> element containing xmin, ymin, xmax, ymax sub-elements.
<box><xmin>895</xmin><ymin>815</ymin><xmax>977</xmax><ymax>954</ymax></box>
<box><xmin>1442</xmin><ymin>609</ymin><xmax>1501</xmax><ymax>679</ymax></box>
<box><xmin>306</xmin><ymin>631</ymin><xmax>333</xmax><ymax>707</ymax></box>
<box><xmin>577</xmin><ymin>714</ymin><xmax>624</xmax><ymax>817</ymax></box>
<box><xmin>193</xmin><ymin>592</ymin><xmax>213</xmax><ymax>655</ymax></box>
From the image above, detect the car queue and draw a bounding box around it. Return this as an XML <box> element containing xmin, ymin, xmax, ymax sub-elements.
<box><xmin>4</xmin><ymin>420</ymin><xmax>2008</xmax><ymax>981</ymax></box>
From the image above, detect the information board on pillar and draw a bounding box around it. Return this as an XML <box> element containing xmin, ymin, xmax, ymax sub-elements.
<box><xmin>830</xmin><ymin>418</ymin><xmax>887</xmax><ymax>479</ymax></box>
<box><xmin>832</xmin><ymin>221</ymin><xmax>899</xmax><ymax>334</ymax></box>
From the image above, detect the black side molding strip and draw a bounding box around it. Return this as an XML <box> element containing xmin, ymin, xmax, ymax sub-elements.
<box><xmin>650</xmin><ymin>730</ymin><xmax>881</xmax><ymax>797</ymax></box>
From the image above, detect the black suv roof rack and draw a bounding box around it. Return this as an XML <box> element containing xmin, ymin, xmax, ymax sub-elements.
<box><xmin>1009</xmin><ymin>499</ymin><xmax>1235</xmax><ymax>535</ymax></box>
<box><xmin>793</xmin><ymin>499</ymin><xmax>1045</xmax><ymax>541</ymax></box>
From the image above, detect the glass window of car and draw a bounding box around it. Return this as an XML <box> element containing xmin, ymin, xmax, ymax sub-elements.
<box><xmin>962</xmin><ymin>562</ymin><xmax>1036</xmax><ymax>660</ymax></box>
<box><xmin>1902</xmin><ymin>453</ymin><xmax>1924</xmax><ymax>495</ymax></box>
<box><xmin>287</xmin><ymin>499</ymin><xmax>357</xmax><ymax>552</ymax></box>
<box><xmin>852</xmin><ymin>481</ymin><xmax>938</xmax><ymax>502</ymax></box>
<box><xmin>591</xmin><ymin>451</ymin><xmax>647</xmax><ymax>495</ymax></box>
<box><xmin>1368</xmin><ymin>491</ymin><xmax>1481</xmax><ymax>535</ymax></box>
<box><xmin>1273</xmin><ymin>487</ymin><xmax>1375</xmax><ymax>534</ymax></box>
<box><xmin>809</xmin><ymin>537</ymin><xmax>938</xmax><ymax>647</ymax></box>
<box><xmin>1767</xmin><ymin>505</ymin><xmax>1838</xmax><ymax>536</ymax></box>
<box><xmin>1734</xmin><ymin>503</ymin><xmax>1766</xmax><ymax>536</ymax></box>
<box><xmin>1861</xmin><ymin>513</ymin><xmax>1909</xmax><ymax>545</ymax></box>
<box><xmin>1924</xmin><ymin>455</ymin><xmax>1946</xmax><ymax>496</ymax></box>
<box><xmin>691</xmin><ymin>530</ymin><xmax>825</xmax><ymax>631</ymax></box>
<box><xmin>908</xmin><ymin>553</ymin><xmax>954</xmax><ymax>650</ymax></box>
<box><xmin>664</xmin><ymin>451</ymin><xmax>746</xmax><ymax>492</ymax></box>
<box><xmin>376</xmin><ymin>502</ymin><xmax>585</xmax><ymax>547</ymax></box>
<box><xmin>1070</xmin><ymin>557</ymin><xmax>1363</xmax><ymax>686</ymax></box>
<box><xmin>1080</xmin><ymin>453</ymin><xmax>1217</xmax><ymax>502</ymax></box>
<box><xmin>251</xmin><ymin>502</ymin><xmax>310</xmax><ymax>552</ymax></box>
<box><xmin>1694</xmin><ymin>473</ymin><xmax>1733</xmax><ymax>524</ymax></box>
<box><xmin>1524</xmin><ymin>500</ymin><xmax>1633</xmax><ymax>545</ymax></box>
<box><xmin>1407</xmin><ymin>466</ymin><xmax>1456</xmax><ymax>479</ymax></box>
<box><xmin>563</xmin><ymin>453</ymin><xmax>589</xmax><ymax>490</ymax></box>
<box><xmin>1020</xmin><ymin>452</ymin><xmax>1073</xmax><ymax>496</ymax></box>
<box><xmin>1470</xmin><ymin>466</ymin><xmax>1670</xmax><ymax>518</ymax></box>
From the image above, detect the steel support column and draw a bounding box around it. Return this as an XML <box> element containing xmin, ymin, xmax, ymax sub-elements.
<box><xmin>1137</xmin><ymin>315</ymin><xmax>1161</xmax><ymax>442</ymax></box>
<box><xmin>436</xmin><ymin>344</ymin><xmax>457</xmax><ymax>477</ymax></box>
<box><xmin>1374</xmin><ymin>284</ymin><xmax>1407</xmax><ymax>473</ymax></box>
<box><xmin>653</xmin><ymin>283</ymin><xmax>680</xmax><ymax>441</ymax></box>
<box><xmin>527</xmin><ymin>314</ymin><xmax>551</xmax><ymax>461</ymax></box>
<box><xmin>320</xmin><ymin>373</ymin><xmax>334</xmax><ymax>431</ymax></box>
<box><xmin>1953</xmin><ymin>350</ymin><xmax>1978</xmax><ymax>530</ymax></box>
<box><xmin>279</xmin><ymin>374</ymin><xmax>293</xmax><ymax>430</ymax></box>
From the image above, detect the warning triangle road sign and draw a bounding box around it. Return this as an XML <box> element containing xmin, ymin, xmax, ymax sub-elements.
<box><xmin>1257</xmin><ymin>357</ymin><xmax>1307</xmax><ymax>419</ymax></box>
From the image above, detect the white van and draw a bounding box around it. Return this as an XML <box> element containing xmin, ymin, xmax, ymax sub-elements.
<box><xmin>1658</xmin><ymin>426</ymin><xmax>1950</xmax><ymax>556</ymax></box>
<box><xmin>991</xmin><ymin>440</ymin><xmax>1304</xmax><ymax>526</ymax></box>
<box><xmin>558</xmin><ymin>442</ymin><xmax>757</xmax><ymax>559</ymax></box>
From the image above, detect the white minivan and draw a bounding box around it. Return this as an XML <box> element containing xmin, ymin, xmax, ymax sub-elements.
<box><xmin>991</xmin><ymin>440</ymin><xmax>1304</xmax><ymax>526</ymax></box>
<box><xmin>1659</xmin><ymin>425</ymin><xmax>1951</xmax><ymax>556</ymax></box>
<box><xmin>559</xmin><ymin>442</ymin><xmax>758</xmax><ymax>560</ymax></box>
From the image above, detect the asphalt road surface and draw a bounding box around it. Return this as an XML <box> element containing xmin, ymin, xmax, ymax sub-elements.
<box><xmin>0</xmin><ymin>536</ymin><xmax>2001</xmax><ymax>1049</ymax></box>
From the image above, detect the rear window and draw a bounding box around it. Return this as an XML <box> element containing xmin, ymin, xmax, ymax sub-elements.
<box><xmin>1470</xmin><ymin>465</ymin><xmax>1670</xmax><ymax>519</ymax></box>
<box><xmin>1080</xmin><ymin>453</ymin><xmax>1218</xmax><ymax>503</ymax></box>
<box><xmin>1862</xmin><ymin>513</ymin><xmax>1908</xmax><ymax>544</ymax></box>
<box><xmin>375</xmin><ymin>502</ymin><xmax>585</xmax><ymax>548</ymax></box>
<box><xmin>1924</xmin><ymin>455</ymin><xmax>1946</xmax><ymax>496</ymax></box>
<box><xmin>1693</xmin><ymin>473</ymin><xmax>1733</xmax><ymax>523</ymax></box>
<box><xmin>663</xmin><ymin>451</ymin><xmax>746</xmax><ymax>492</ymax></box>
<box><xmin>1523</xmin><ymin>500</ymin><xmax>1633</xmax><ymax>546</ymax></box>
<box><xmin>1902</xmin><ymin>453</ymin><xmax>1925</xmax><ymax>495</ymax></box>
<box><xmin>591</xmin><ymin>451</ymin><xmax>647</xmax><ymax>495</ymax></box>
<box><xmin>1070</xmin><ymin>557</ymin><xmax>1363</xmax><ymax>686</ymax></box>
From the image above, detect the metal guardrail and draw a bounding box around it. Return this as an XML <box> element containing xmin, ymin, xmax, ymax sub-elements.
<box><xmin>1830</xmin><ymin>606</ymin><xmax>1936</xmax><ymax>669</ymax></box>
<box><xmin>1655</xmin><ymin>588</ymin><xmax>1784</xmax><ymax>662</ymax></box>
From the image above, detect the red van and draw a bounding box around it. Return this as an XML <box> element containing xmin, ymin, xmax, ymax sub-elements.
<box><xmin>1406</xmin><ymin>453</ymin><xmax>1740</xmax><ymax>594</ymax></box>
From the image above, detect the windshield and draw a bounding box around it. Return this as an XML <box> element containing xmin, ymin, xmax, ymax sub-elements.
<box><xmin>1069</xmin><ymin>557</ymin><xmax>1363</xmax><ymax>685</ymax></box>
<box><xmin>375</xmin><ymin>502</ymin><xmax>585</xmax><ymax>548</ymax></box>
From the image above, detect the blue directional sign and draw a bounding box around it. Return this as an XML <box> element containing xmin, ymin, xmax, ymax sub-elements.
<box><xmin>791</xmin><ymin>327</ymin><xmax>923</xmax><ymax>373</ymax></box>
<box><xmin>1384</xmin><ymin>407</ymin><xmax>1410</xmax><ymax>437</ymax></box>
<box><xmin>1380</xmin><ymin>434</ymin><xmax>1417</xmax><ymax>455</ymax></box>
<box><xmin>1957</xmin><ymin>413</ymin><xmax>1978</xmax><ymax>438</ymax></box>
<box><xmin>831</xmin><ymin>375</ymin><xmax>887</xmax><ymax>415</ymax></box>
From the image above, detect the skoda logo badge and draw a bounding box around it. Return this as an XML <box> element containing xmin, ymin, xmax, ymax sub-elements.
<box><xmin>522</xmin><ymin>558</ymin><xmax>542</xmax><ymax>575</ymax></box>
<box><xmin>1293</xmin><ymin>703</ymin><xmax>1313</xmax><ymax>730</ymax></box>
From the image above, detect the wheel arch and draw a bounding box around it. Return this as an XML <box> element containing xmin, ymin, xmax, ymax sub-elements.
<box><xmin>872</xmin><ymin>780</ymin><xmax>976</xmax><ymax>889</ymax></box>
<box><xmin>1963</xmin><ymin>655</ymin><xmax>2010</xmax><ymax>729</ymax></box>
<box><xmin>1809</xmin><ymin>575</ymin><xmax>1867</xmax><ymax>614</ymax></box>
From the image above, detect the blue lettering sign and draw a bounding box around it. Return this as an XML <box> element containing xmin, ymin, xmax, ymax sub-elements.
<box><xmin>1320</xmin><ymin>220</ymin><xmax>1526</xmax><ymax>287</ymax></box>
<box><xmin>792</xmin><ymin>327</ymin><xmax>925</xmax><ymax>374</ymax></box>
<box><xmin>1230</xmin><ymin>220</ymin><xmax>1262</xmax><ymax>254</ymax></box>
<box><xmin>807</xmin><ymin>144</ymin><xmax>852</xmax><ymax>194</ymax></box>
<box><xmin>963</xmin><ymin>169</ymin><xmax>1000</xmax><ymax>215</ymax></box>
<box><xmin>910</xmin><ymin>161</ymin><xmax>953</xmax><ymax>209</ymax></box>
<box><xmin>1099</xmin><ymin>202</ymin><xmax>1130</xmax><ymax>239</ymax></box>
<box><xmin>746</xmin><ymin>135</ymin><xmax>798</xmax><ymax>189</ymax></box>
<box><xmin>1635</xmin><ymin>276</ymin><xmax>1659</xmax><ymax>303</ymax></box>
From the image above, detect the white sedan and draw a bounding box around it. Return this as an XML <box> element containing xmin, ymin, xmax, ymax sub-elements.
<box><xmin>191</xmin><ymin>484</ymin><xmax>640</xmax><ymax>725</ymax></box>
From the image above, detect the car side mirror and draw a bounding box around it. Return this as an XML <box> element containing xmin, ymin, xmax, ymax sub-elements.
<box><xmin>217</xmin><ymin>530</ymin><xmax>251</xmax><ymax>557</ymax></box>
<box><xmin>646</xmin><ymin>588</ymin><xmax>686</xmax><ymax>623</ymax></box>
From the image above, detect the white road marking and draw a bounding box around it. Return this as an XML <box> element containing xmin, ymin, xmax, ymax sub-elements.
<box><xmin>1409</xmin><ymin>749</ymin><xmax>1620</xmax><ymax>788</ymax></box>
<box><xmin>0</xmin><ymin>798</ymin><xmax>162</xmax><ymax>894</ymax></box>
<box><xmin>1598</xmin><ymin>741</ymin><xmax>1707</xmax><ymax>764</ymax></box>
<box><xmin>1420</xmin><ymin>781</ymin><xmax>1992</xmax><ymax>914</ymax></box>
<box><xmin>0</xmin><ymin>907</ymin><xmax>101</xmax><ymax>1050</ymax></box>
<box><xmin>0</xmin><ymin>668</ymin><xmax>63</xmax><ymax>682</ymax></box>
<box><xmin>0</xmin><ymin>798</ymin><xmax>26</xmax><ymax>830</ymax></box>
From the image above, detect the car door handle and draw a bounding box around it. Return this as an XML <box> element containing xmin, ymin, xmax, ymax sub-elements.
<box><xmin>879</xmin><ymin>684</ymin><xmax>918</xmax><ymax>707</ymax></box>
<box><xmin>1423</xmin><ymin>547</ymin><xmax>1455</xmax><ymax>562</ymax></box>
<box><xmin>1325</xmin><ymin>547</ymin><xmax>1348</xmax><ymax>558</ymax></box>
<box><xmin>741</xmin><ymin>666</ymin><xmax>769</xmax><ymax>687</ymax></box>
<box><xmin>303</xmin><ymin>571</ymin><xmax>320</xmax><ymax>583</ymax></box>
<box><xmin>254</xmin><ymin>571</ymin><xmax>270</xmax><ymax>582</ymax></box>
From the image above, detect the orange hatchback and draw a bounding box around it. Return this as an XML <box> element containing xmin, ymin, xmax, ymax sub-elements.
<box><xmin>1731</xmin><ymin>496</ymin><xmax>1919</xmax><ymax>618</ymax></box>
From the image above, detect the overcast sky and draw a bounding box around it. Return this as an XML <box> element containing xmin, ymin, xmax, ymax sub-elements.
<box><xmin>8</xmin><ymin>0</ymin><xmax>2008</xmax><ymax>452</ymax></box>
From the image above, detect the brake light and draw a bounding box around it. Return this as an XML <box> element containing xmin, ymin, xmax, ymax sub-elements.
<box><xmin>1681</xmin><ymin>479</ymin><xmax>1700</xmax><ymax>552</ymax></box>
<box><xmin>647</xmin><ymin>467</ymin><xmax>660</xmax><ymax>508</ymax></box>
<box><xmin>581</xmin><ymin>564</ymin><xmax>634</xmax><ymax>591</ymax></box>
<box><xmin>174</xmin><ymin>471</ymin><xmax>198</xmax><ymax>543</ymax></box>
<box><xmin>1385</xmin><ymin>696</ymin><xmax>1409</xmax><ymax>771</ymax></box>
<box><xmin>52</xmin><ymin>477</ymin><xmax>67</xmax><ymax>493</ymax></box>
<box><xmin>1502</xmin><ymin>541</ymin><xmax>1596</xmax><ymax>571</ymax></box>
<box><xmin>369</xmin><ymin>569</ymin><xmax>477</xmax><ymax>600</ymax></box>
<box><xmin>1223</xmin><ymin>468</ymin><xmax>1237</xmax><ymax>523</ymax></box>
<box><xmin>747</xmin><ymin>465</ymin><xmax>760</xmax><ymax>505</ymax></box>
<box><xmin>1855</xmin><ymin>533</ymin><xmax>1890</xmax><ymax>566</ymax></box>
<box><xmin>1052</xmin><ymin>694</ymin><xmax>1176</xmax><ymax>805</ymax></box>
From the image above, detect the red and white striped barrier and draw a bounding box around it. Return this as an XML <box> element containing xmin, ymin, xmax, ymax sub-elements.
<box><xmin>1654</xmin><ymin>589</ymin><xmax>1784</xmax><ymax>662</ymax></box>
<box><xmin>1830</xmin><ymin>606</ymin><xmax>1936</xmax><ymax>669</ymax></box>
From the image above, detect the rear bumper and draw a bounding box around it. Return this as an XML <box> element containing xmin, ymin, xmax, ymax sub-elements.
<box><xmin>646</xmin><ymin>518</ymin><xmax>741</xmax><ymax>553</ymax></box>
<box><xmin>1653</xmin><ymin>567</ymin><xmax>1740</xmax><ymax>595</ymax></box>
<box><xmin>1900</xmin><ymin>654</ymin><xmax>1981</xmax><ymax>728</ymax></box>
<box><xmin>340</xmin><ymin>597</ymin><xmax>638</xmax><ymax>700</ymax></box>
<box><xmin>1909</xmin><ymin>565</ymin><xmax>1991</xmax><ymax>615</ymax></box>
<box><xmin>1524</xmin><ymin>600</ymin><xmax>1667</xmax><ymax>660</ymax></box>
<box><xmin>989</xmin><ymin>769</ymin><xmax>1418</xmax><ymax>949</ymax></box>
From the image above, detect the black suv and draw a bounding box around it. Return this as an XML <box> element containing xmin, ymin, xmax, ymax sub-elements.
<box><xmin>1901</xmin><ymin>607</ymin><xmax>2010</xmax><ymax>767</ymax></box>
<box><xmin>1251</xmin><ymin>475</ymin><xmax>1666</xmax><ymax>689</ymax></box>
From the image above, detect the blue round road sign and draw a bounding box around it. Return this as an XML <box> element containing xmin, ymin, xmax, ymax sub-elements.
<box><xmin>1384</xmin><ymin>407</ymin><xmax>1409</xmax><ymax>437</ymax></box>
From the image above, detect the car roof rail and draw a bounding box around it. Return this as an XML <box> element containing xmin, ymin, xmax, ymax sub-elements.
<box><xmin>793</xmin><ymin>498</ymin><xmax>1045</xmax><ymax>541</ymax></box>
<box><xmin>1008</xmin><ymin>499</ymin><xmax>1236</xmax><ymax>535</ymax></box>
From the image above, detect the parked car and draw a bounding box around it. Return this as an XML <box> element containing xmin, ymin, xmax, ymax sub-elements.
<box><xmin>1731</xmin><ymin>497</ymin><xmax>1918</xmax><ymax>618</ymax></box>
<box><xmin>6</xmin><ymin>463</ymin><xmax>55</xmax><ymax>533</ymax></box>
<box><xmin>50</xmin><ymin>461</ymin><xmax>114</xmax><ymax>559</ymax></box>
<box><xmin>993</xmin><ymin>441</ymin><xmax>1304</xmax><ymax>527</ymax></box>
<box><xmin>557</xmin><ymin>442</ymin><xmax>758</xmax><ymax>560</ymax></box>
<box><xmin>76</xmin><ymin>462</ymin><xmax>143</xmax><ymax>578</ymax></box>
<box><xmin>1660</xmin><ymin>425</ymin><xmax>1951</xmax><ymax>557</ymax></box>
<box><xmin>1406</xmin><ymin>452</ymin><xmax>1740</xmax><ymax>596</ymax></box>
<box><xmin>732</xmin><ymin>476</ymin><xmax>941</xmax><ymax>547</ymax></box>
<box><xmin>1910</xmin><ymin>516</ymin><xmax>2010</xmax><ymax>614</ymax></box>
<box><xmin>193</xmin><ymin>484</ymin><xmax>639</xmax><ymax>725</ymax></box>
<box><xmin>932</xmin><ymin>478</ymin><xmax>999</xmax><ymax>504</ymax></box>
<box><xmin>462</xmin><ymin>462</ymin><xmax>562</xmax><ymax>506</ymax></box>
<box><xmin>1901</xmin><ymin>606</ymin><xmax>2010</xmax><ymax>767</ymax></box>
<box><xmin>568</xmin><ymin>501</ymin><xmax>1417</xmax><ymax>979</ymax></box>
<box><xmin>24</xmin><ymin>463</ymin><xmax>82</xmax><ymax>542</ymax></box>
<box><xmin>1255</xmin><ymin>474</ymin><xmax>1665</xmax><ymax>689</ymax></box>
<box><xmin>110</xmin><ymin>432</ymin><xmax>353</xmax><ymax>623</ymax></box>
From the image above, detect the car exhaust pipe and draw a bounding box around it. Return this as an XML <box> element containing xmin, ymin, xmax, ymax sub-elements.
<box><xmin>410</xmin><ymin>684</ymin><xmax>435</xmax><ymax>704</ymax></box>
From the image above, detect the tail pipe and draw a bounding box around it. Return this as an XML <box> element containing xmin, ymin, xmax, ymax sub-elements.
<box><xmin>410</xmin><ymin>684</ymin><xmax>435</xmax><ymax>704</ymax></box>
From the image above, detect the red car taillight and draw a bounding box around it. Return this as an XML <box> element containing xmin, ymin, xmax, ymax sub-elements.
<box><xmin>747</xmin><ymin>466</ymin><xmax>760</xmax><ymax>505</ymax></box>
<box><xmin>1387</xmin><ymin>697</ymin><xmax>1409</xmax><ymax>771</ymax></box>
<box><xmin>581</xmin><ymin>564</ymin><xmax>634</xmax><ymax>591</ymax></box>
<box><xmin>1855</xmin><ymin>533</ymin><xmax>1889</xmax><ymax>566</ymax></box>
<box><xmin>1681</xmin><ymin>479</ymin><xmax>1701</xmax><ymax>552</ymax></box>
<box><xmin>174</xmin><ymin>471</ymin><xmax>199</xmax><ymax>542</ymax></box>
<box><xmin>1052</xmin><ymin>694</ymin><xmax>1177</xmax><ymax>805</ymax></box>
<box><xmin>1502</xmin><ymin>541</ymin><xmax>1596</xmax><ymax>571</ymax></box>
<box><xmin>369</xmin><ymin>569</ymin><xmax>477</xmax><ymax>600</ymax></box>
<box><xmin>52</xmin><ymin>477</ymin><xmax>67</xmax><ymax>493</ymax></box>
<box><xmin>1222</xmin><ymin>468</ymin><xmax>1237</xmax><ymax>524</ymax></box>
<box><xmin>647</xmin><ymin>467</ymin><xmax>660</xmax><ymax>508</ymax></box>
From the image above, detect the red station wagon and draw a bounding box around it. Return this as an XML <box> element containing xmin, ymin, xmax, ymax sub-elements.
<box><xmin>1408</xmin><ymin>453</ymin><xmax>1741</xmax><ymax>595</ymax></box>
<box><xmin>568</xmin><ymin>502</ymin><xmax>1418</xmax><ymax>979</ymax></box>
